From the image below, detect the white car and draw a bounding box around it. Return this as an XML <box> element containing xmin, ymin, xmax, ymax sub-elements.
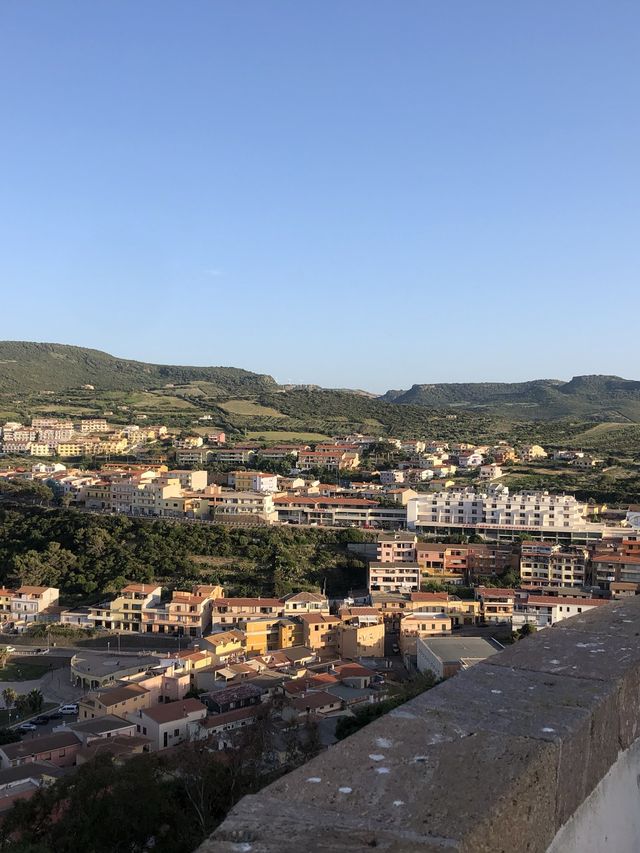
<box><xmin>59</xmin><ymin>704</ymin><xmax>78</xmax><ymax>715</ymax></box>
<box><xmin>18</xmin><ymin>722</ymin><xmax>37</xmax><ymax>732</ymax></box>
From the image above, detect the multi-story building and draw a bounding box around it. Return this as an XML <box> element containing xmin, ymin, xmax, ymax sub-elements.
<box><xmin>228</xmin><ymin>471</ymin><xmax>279</xmax><ymax>493</ymax></box>
<box><xmin>55</xmin><ymin>442</ymin><xmax>92</xmax><ymax>458</ymax></box>
<box><xmin>297</xmin><ymin>449</ymin><xmax>360</xmax><ymax>471</ymax></box>
<box><xmin>141</xmin><ymin>585</ymin><xmax>221</xmax><ymax>637</ymax></box>
<box><xmin>38</xmin><ymin>428</ymin><xmax>75</xmax><ymax>443</ymax></box>
<box><xmin>592</xmin><ymin>539</ymin><xmax>640</xmax><ymax>588</ymax></box>
<box><xmin>416</xmin><ymin>542</ymin><xmax>515</xmax><ymax>584</ymax></box>
<box><xmin>338</xmin><ymin>607</ymin><xmax>385</xmax><ymax>658</ymax></box>
<box><xmin>399</xmin><ymin>612</ymin><xmax>452</xmax><ymax>655</ymax></box>
<box><xmin>174</xmin><ymin>436</ymin><xmax>204</xmax><ymax>449</ymax></box>
<box><xmin>175</xmin><ymin>448</ymin><xmax>214</xmax><ymax>465</ymax></box>
<box><xmin>79</xmin><ymin>683</ymin><xmax>151</xmax><ymax>721</ymax></box>
<box><xmin>512</xmin><ymin>594</ymin><xmax>610</xmax><ymax>630</ymax></box>
<box><xmin>519</xmin><ymin>444</ymin><xmax>548</xmax><ymax>461</ymax></box>
<box><xmin>32</xmin><ymin>418</ymin><xmax>73</xmax><ymax>430</ymax></box>
<box><xmin>88</xmin><ymin>584</ymin><xmax>163</xmax><ymax>632</ymax></box>
<box><xmin>209</xmin><ymin>490</ymin><xmax>277</xmax><ymax>522</ymax></box>
<box><xmin>282</xmin><ymin>591</ymin><xmax>329</xmax><ymax>615</ymax></box>
<box><xmin>519</xmin><ymin>542</ymin><xmax>589</xmax><ymax>589</ymax></box>
<box><xmin>474</xmin><ymin>587</ymin><xmax>517</xmax><ymax>624</ymax></box>
<box><xmin>406</xmin><ymin>592</ymin><xmax>481</xmax><ymax>627</ymax></box>
<box><xmin>166</xmin><ymin>469</ymin><xmax>208</xmax><ymax>491</ymax></box>
<box><xmin>407</xmin><ymin>488</ymin><xmax>606</xmax><ymax>544</ymax></box>
<box><xmin>210</xmin><ymin>448</ymin><xmax>256</xmax><ymax>465</ymax></box>
<box><xmin>367</xmin><ymin>560</ymin><xmax>421</xmax><ymax>594</ymax></box>
<box><xmin>274</xmin><ymin>495</ymin><xmax>406</xmax><ymax>528</ymax></box>
<box><xmin>80</xmin><ymin>419</ymin><xmax>110</xmax><ymax>433</ymax></box>
<box><xmin>299</xmin><ymin>613</ymin><xmax>341</xmax><ymax>655</ymax></box>
<box><xmin>110</xmin><ymin>475</ymin><xmax>182</xmax><ymax>516</ymax></box>
<box><xmin>128</xmin><ymin>698</ymin><xmax>207</xmax><ymax>751</ymax></box>
<box><xmin>9</xmin><ymin>586</ymin><xmax>59</xmax><ymax>626</ymax></box>
<box><xmin>376</xmin><ymin>531</ymin><xmax>417</xmax><ymax>563</ymax></box>
<box><xmin>29</xmin><ymin>443</ymin><xmax>52</xmax><ymax>456</ymax></box>
<box><xmin>212</xmin><ymin>598</ymin><xmax>285</xmax><ymax>628</ymax></box>
<box><xmin>379</xmin><ymin>470</ymin><xmax>405</xmax><ymax>485</ymax></box>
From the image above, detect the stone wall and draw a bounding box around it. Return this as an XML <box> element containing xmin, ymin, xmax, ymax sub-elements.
<box><xmin>198</xmin><ymin>596</ymin><xmax>640</xmax><ymax>852</ymax></box>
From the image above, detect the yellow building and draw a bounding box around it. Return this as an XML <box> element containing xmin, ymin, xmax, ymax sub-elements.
<box><xmin>299</xmin><ymin>613</ymin><xmax>341</xmax><ymax>655</ymax></box>
<box><xmin>241</xmin><ymin>617</ymin><xmax>288</xmax><ymax>655</ymax></box>
<box><xmin>338</xmin><ymin>607</ymin><xmax>385</xmax><ymax>659</ymax></box>
<box><xmin>78</xmin><ymin>683</ymin><xmax>150</xmax><ymax>720</ymax></box>
<box><xmin>200</xmin><ymin>629</ymin><xmax>246</xmax><ymax>662</ymax></box>
<box><xmin>399</xmin><ymin>612</ymin><xmax>452</xmax><ymax>655</ymax></box>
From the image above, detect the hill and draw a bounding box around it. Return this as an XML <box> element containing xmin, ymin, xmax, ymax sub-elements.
<box><xmin>0</xmin><ymin>341</ymin><xmax>277</xmax><ymax>395</ymax></box>
<box><xmin>380</xmin><ymin>375</ymin><xmax>640</xmax><ymax>421</ymax></box>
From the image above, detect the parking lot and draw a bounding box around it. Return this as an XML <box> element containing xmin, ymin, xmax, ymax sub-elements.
<box><xmin>17</xmin><ymin>706</ymin><xmax>78</xmax><ymax>738</ymax></box>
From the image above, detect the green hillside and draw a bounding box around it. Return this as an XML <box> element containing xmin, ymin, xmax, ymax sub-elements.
<box><xmin>0</xmin><ymin>341</ymin><xmax>277</xmax><ymax>395</ymax></box>
<box><xmin>381</xmin><ymin>375</ymin><xmax>640</xmax><ymax>421</ymax></box>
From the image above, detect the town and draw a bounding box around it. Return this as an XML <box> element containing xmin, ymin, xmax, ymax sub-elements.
<box><xmin>0</xmin><ymin>413</ymin><xmax>638</xmax><ymax>830</ymax></box>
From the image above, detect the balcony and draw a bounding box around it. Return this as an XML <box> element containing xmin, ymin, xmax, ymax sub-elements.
<box><xmin>198</xmin><ymin>596</ymin><xmax>640</xmax><ymax>853</ymax></box>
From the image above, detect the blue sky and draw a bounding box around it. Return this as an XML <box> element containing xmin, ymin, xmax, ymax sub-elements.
<box><xmin>1</xmin><ymin>2</ymin><xmax>638</xmax><ymax>392</ymax></box>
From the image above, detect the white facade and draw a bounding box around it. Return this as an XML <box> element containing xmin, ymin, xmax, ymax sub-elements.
<box><xmin>407</xmin><ymin>488</ymin><xmax>587</xmax><ymax>532</ymax></box>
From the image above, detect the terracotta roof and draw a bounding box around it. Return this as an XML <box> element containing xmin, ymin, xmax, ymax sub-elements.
<box><xmin>290</xmin><ymin>691</ymin><xmax>342</xmax><ymax>711</ymax></box>
<box><xmin>214</xmin><ymin>598</ymin><xmax>283</xmax><ymax>608</ymax></box>
<box><xmin>409</xmin><ymin>592</ymin><xmax>450</xmax><ymax>602</ymax></box>
<box><xmin>299</xmin><ymin>613</ymin><xmax>340</xmax><ymax>625</ymax></box>
<box><xmin>1</xmin><ymin>732</ymin><xmax>80</xmax><ymax>760</ymax></box>
<box><xmin>90</xmin><ymin>683</ymin><xmax>149</xmax><ymax>707</ymax></box>
<box><xmin>200</xmin><ymin>707</ymin><xmax>259</xmax><ymax>729</ymax></box>
<box><xmin>522</xmin><ymin>596</ymin><xmax>610</xmax><ymax>608</ymax></box>
<box><xmin>142</xmin><ymin>698</ymin><xmax>207</xmax><ymax>723</ymax></box>
<box><xmin>121</xmin><ymin>584</ymin><xmax>160</xmax><ymax>594</ymax></box>
<box><xmin>15</xmin><ymin>586</ymin><xmax>51</xmax><ymax>595</ymax></box>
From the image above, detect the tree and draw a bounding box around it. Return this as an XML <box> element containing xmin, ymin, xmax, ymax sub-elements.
<box><xmin>0</xmin><ymin>727</ymin><xmax>20</xmax><ymax>745</ymax></box>
<box><xmin>27</xmin><ymin>689</ymin><xmax>44</xmax><ymax>714</ymax></box>
<box><xmin>14</xmin><ymin>695</ymin><xmax>30</xmax><ymax>717</ymax></box>
<box><xmin>2</xmin><ymin>687</ymin><xmax>17</xmax><ymax>711</ymax></box>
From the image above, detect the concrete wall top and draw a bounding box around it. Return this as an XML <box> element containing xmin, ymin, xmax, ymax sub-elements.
<box><xmin>199</xmin><ymin>596</ymin><xmax>640</xmax><ymax>852</ymax></box>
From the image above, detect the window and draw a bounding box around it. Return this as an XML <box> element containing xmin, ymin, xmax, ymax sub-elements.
<box><xmin>174</xmin><ymin>728</ymin><xmax>179</xmax><ymax>737</ymax></box>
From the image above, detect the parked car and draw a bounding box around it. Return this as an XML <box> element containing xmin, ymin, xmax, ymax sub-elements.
<box><xmin>34</xmin><ymin>716</ymin><xmax>49</xmax><ymax>725</ymax></box>
<box><xmin>47</xmin><ymin>711</ymin><xmax>63</xmax><ymax>720</ymax></box>
<box><xmin>59</xmin><ymin>704</ymin><xmax>78</xmax><ymax>715</ymax></box>
<box><xmin>18</xmin><ymin>722</ymin><xmax>37</xmax><ymax>732</ymax></box>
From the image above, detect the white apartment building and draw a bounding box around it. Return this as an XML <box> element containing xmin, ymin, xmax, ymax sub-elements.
<box><xmin>512</xmin><ymin>596</ymin><xmax>609</xmax><ymax>630</ymax></box>
<box><xmin>407</xmin><ymin>487</ymin><xmax>591</xmax><ymax>541</ymax></box>
<box><xmin>379</xmin><ymin>470</ymin><xmax>405</xmax><ymax>485</ymax></box>
<box><xmin>175</xmin><ymin>448</ymin><xmax>213</xmax><ymax>465</ymax></box>
<box><xmin>10</xmin><ymin>586</ymin><xmax>60</xmax><ymax>626</ymax></box>
<box><xmin>80</xmin><ymin>419</ymin><xmax>110</xmax><ymax>433</ymax></box>
<box><xmin>167</xmin><ymin>470</ymin><xmax>208</xmax><ymax>491</ymax></box>
<box><xmin>110</xmin><ymin>476</ymin><xmax>182</xmax><ymax>516</ymax></box>
<box><xmin>38</xmin><ymin>429</ymin><xmax>75</xmax><ymax>443</ymax></box>
<box><xmin>210</xmin><ymin>491</ymin><xmax>276</xmax><ymax>522</ymax></box>
<box><xmin>368</xmin><ymin>561</ymin><xmax>421</xmax><ymax>594</ymax></box>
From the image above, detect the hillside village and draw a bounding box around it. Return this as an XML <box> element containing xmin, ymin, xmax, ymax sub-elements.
<box><xmin>0</xmin><ymin>412</ymin><xmax>639</xmax><ymax>822</ymax></box>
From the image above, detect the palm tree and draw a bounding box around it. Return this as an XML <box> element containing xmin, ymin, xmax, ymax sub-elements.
<box><xmin>2</xmin><ymin>688</ymin><xmax>17</xmax><ymax>714</ymax></box>
<box><xmin>27</xmin><ymin>689</ymin><xmax>43</xmax><ymax>714</ymax></box>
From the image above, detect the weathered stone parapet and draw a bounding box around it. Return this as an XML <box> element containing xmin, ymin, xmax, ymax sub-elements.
<box><xmin>198</xmin><ymin>597</ymin><xmax>640</xmax><ymax>852</ymax></box>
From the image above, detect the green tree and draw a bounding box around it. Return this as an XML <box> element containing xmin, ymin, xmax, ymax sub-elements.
<box><xmin>27</xmin><ymin>689</ymin><xmax>44</xmax><ymax>714</ymax></box>
<box><xmin>2</xmin><ymin>688</ymin><xmax>17</xmax><ymax>710</ymax></box>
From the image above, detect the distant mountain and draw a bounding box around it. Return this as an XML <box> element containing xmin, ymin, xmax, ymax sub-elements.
<box><xmin>379</xmin><ymin>376</ymin><xmax>640</xmax><ymax>421</ymax></box>
<box><xmin>0</xmin><ymin>342</ymin><xmax>277</xmax><ymax>395</ymax></box>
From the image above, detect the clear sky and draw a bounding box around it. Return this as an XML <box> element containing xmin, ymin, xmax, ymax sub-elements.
<box><xmin>1</xmin><ymin>2</ymin><xmax>638</xmax><ymax>392</ymax></box>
